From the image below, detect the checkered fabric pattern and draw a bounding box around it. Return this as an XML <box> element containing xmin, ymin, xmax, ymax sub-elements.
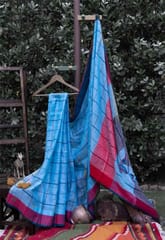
<box><xmin>6</xmin><ymin>19</ymin><xmax>159</xmax><ymax>227</ymax></box>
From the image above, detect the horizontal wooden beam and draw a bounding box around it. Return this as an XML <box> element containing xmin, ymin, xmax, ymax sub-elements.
<box><xmin>78</xmin><ymin>15</ymin><xmax>102</xmax><ymax>21</ymax></box>
<box><xmin>0</xmin><ymin>138</ymin><xmax>25</xmax><ymax>145</ymax></box>
<box><xmin>54</xmin><ymin>66</ymin><xmax>76</xmax><ymax>71</ymax></box>
<box><xmin>0</xmin><ymin>124</ymin><xmax>22</xmax><ymax>129</ymax></box>
<box><xmin>0</xmin><ymin>100</ymin><xmax>22</xmax><ymax>107</ymax></box>
<box><xmin>0</xmin><ymin>67</ymin><xmax>23</xmax><ymax>71</ymax></box>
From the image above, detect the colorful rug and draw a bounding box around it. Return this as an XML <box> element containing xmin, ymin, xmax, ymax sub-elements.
<box><xmin>0</xmin><ymin>223</ymin><xmax>71</xmax><ymax>240</ymax></box>
<box><xmin>0</xmin><ymin>225</ymin><xmax>29</xmax><ymax>240</ymax></box>
<box><xmin>1</xmin><ymin>221</ymin><xmax>164</xmax><ymax>240</ymax></box>
<box><xmin>30</xmin><ymin>222</ymin><xmax>165</xmax><ymax>240</ymax></box>
<box><xmin>28</xmin><ymin>222</ymin><xmax>72</xmax><ymax>240</ymax></box>
<box><xmin>69</xmin><ymin>222</ymin><xmax>164</xmax><ymax>240</ymax></box>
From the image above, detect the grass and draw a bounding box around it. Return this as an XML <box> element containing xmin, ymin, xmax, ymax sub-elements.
<box><xmin>144</xmin><ymin>191</ymin><xmax>165</xmax><ymax>218</ymax></box>
<box><xmin>144</xmin><ymin>190</ymin><xmax>165</xmax><ymax>229</ymax></box>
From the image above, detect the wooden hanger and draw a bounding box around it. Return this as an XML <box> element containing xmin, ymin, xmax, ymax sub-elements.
<box><xmin>32</xmin><ymin>74</ymin><xmax>79</xmax><ymax>96</ymax></box>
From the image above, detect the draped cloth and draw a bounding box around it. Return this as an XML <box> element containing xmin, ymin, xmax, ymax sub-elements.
<box><xmin>7</xmin><ymin>93</ymin><xmax>98</xmax><ymax>227</ymax></box>
<box><xmin>85</xmin><ymin>19</ymin><xmax>159</xmax><ymax>221</ymax></box>
<box><xmin>6</xmin><ymin>19</ymin><xmax>159</xmax><ymax>227</ymax></box>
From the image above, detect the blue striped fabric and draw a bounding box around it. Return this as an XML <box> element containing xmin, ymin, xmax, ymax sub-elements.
<box><xmin>7</xmin><ymin>94</ymin><xmax>79</xmax><ymax>226</ymax></box>
<box><xmin>7</xmin><ymin>93</ymin><xmax>98</xmax><ymax>226</ymax></box>
<box><xmin>7</xmin><ymin>19</ymin><xmax>159</xmax><ymax>227</ymax></box>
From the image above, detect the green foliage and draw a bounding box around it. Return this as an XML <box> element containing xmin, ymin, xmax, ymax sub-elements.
<box><xmin>0</xmin><ymin>0</ymin><xmax>164</xmax><ymax>182</ymax></box>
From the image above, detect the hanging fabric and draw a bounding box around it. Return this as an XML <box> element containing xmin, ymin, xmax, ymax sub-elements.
<box><xmin>6</xmin><ymin>19</ymin><xmax>159</xmax><ymax>227</ymax></box>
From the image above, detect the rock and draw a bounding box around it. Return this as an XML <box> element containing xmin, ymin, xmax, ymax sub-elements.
<box><xmin>158</xmin><ymin>185</ymin><xmax>165</xmax><ymax>191</ymax></box>
<box><xmin>149</xmin><ymin>185</ymin><xmax>158</xmax><ymax>191</ymax></box>
<box><xmin>140</xmin><ymin>184</ymin><xmax>149</xmax><ymax>191</ymax></box>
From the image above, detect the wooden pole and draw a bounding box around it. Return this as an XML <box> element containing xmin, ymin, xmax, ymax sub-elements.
<box><xmin>73</xmin><ymin>0</ymin><xmax>81</xmax><ymax>88</ymax></box>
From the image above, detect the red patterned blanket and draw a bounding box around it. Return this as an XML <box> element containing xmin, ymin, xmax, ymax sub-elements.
<box><xmin>0</xmin><ymin>221</ymin><xmax>164</xmax><ymax>240</ymax></box>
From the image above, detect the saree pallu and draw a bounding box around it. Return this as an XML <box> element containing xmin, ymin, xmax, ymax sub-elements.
<box><xmin>7</xmin><ymin>93</ymin><xmax>98</xmax><ymax>227</ymax></box>
<box><xmin>84</xmin><ymin>19</ymin><xmax>159</xmax><ymax>221</ymax></box>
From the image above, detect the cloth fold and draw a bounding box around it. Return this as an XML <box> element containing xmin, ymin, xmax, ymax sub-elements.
<box><xmin>7</xmin><ymin>94</ymin><xmax>79</xmax><ymax>226</ymax></box>
<box><xmin>87</xmin><ymin>19</ymin><xmax>159</xmax><ymax>221</ymax></box>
